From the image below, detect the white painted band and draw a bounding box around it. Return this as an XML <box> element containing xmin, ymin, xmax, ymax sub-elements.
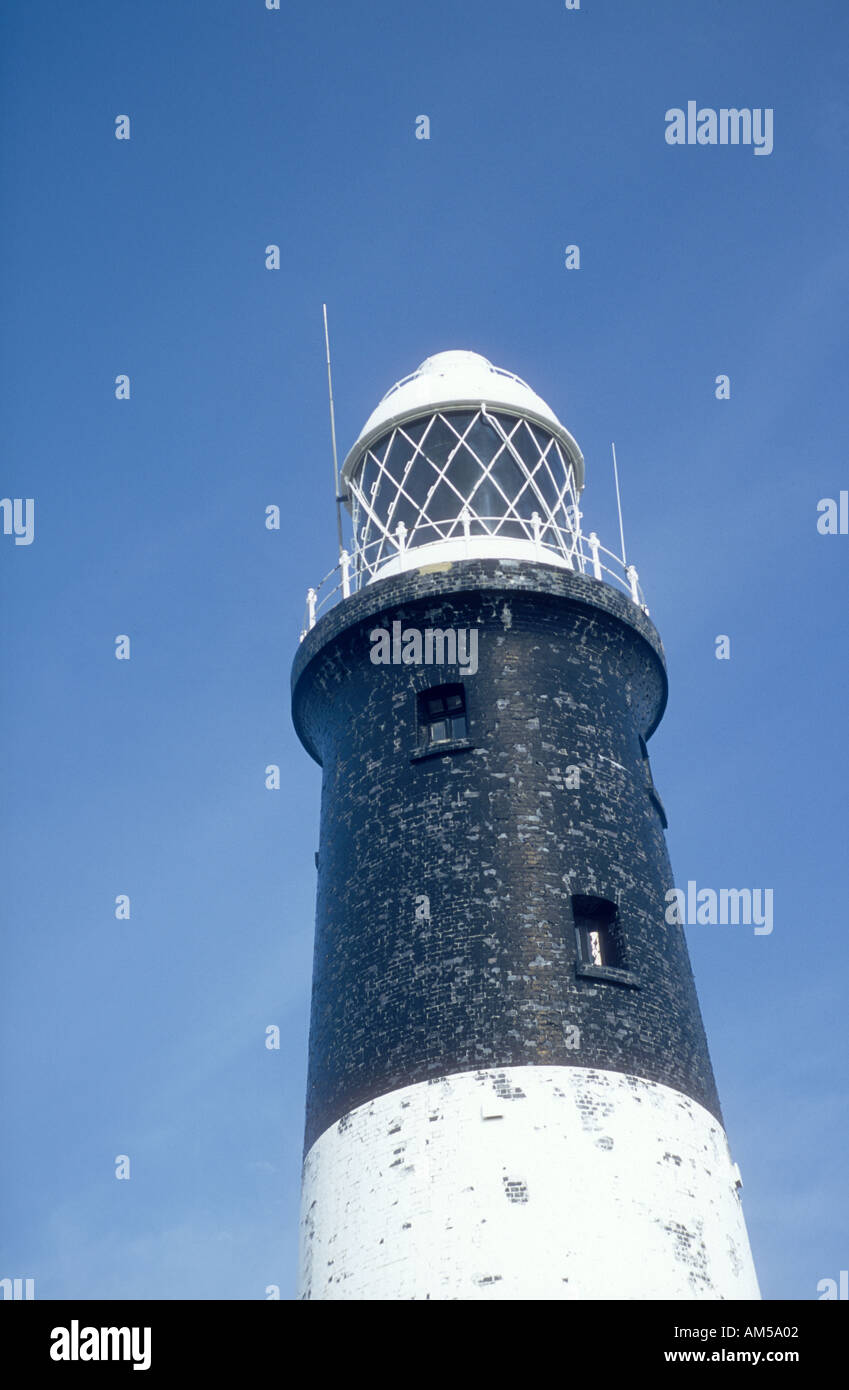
<box><xmin>298</xmin><ymin>1066</ymin><xmax>760</xmax><ymax>1301</ymax></box>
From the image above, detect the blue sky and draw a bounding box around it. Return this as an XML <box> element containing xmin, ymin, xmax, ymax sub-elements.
<box><xmin>2</xmin><ymin>0</ymin><xmax>847</xmax><ymax>1300</ymax></box>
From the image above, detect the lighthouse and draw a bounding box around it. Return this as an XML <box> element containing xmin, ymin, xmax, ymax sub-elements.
<box><xmin>291</xmin><ymin>350</ymin><xmax>760</xmax><ymax>1300</ymax></box>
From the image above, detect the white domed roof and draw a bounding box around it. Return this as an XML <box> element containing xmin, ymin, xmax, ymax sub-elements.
<box><xmin>340</xmin><ymin>350</ymin><xmax>584</xmax><ymax>491</ymax></box>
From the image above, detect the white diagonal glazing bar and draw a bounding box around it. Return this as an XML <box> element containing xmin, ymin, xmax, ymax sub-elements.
<box><xmin>347</xmin><ymin>407</ymin><xmax>586</xmax><ymax>579</ymax></box>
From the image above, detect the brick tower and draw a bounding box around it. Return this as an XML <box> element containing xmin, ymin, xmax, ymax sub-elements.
<box><xmin>291</xmin><ymin>350</ymin><xmax>760</xmax><ymax>1300</ymax></box>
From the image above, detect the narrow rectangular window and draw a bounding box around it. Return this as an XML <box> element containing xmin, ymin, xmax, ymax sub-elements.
<box><xmin>572</xmin><ymin>895</ymin><xmax>621</xmax><ymax>969</ymax></box>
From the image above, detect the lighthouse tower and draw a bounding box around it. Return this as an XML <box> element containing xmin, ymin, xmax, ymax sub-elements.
<box><xmin>291</xmin><ymin>350</ymin><xmax>760</xmax><ymax>1300</ymax></box>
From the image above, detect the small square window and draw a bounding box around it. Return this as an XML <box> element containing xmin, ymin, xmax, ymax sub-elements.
<box><xmin>419</xmin><ymin>684</ymin><xmax>467</xmax><ymax>747</ymax></box>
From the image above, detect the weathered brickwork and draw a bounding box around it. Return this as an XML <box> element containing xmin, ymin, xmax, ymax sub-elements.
<box><xmin>292</xmin><ymin>559</ymin><xmax>722</xmax><ymax>1153</ymax></box>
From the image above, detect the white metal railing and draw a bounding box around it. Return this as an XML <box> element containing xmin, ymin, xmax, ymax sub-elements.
<box><xmin>378</xmin><ymin>361</ymin><xmax>534</xmax><ymax>409</ymax></box>
<box><xmin>300</xmin><ymin>516</ymin><xmax>648</xmax><ymax>639</ymax></box>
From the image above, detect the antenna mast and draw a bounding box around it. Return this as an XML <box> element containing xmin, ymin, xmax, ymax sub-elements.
<box><xmin>323</xmin><ymin>303</ymin><xmax>345</xmax><ymax>557</ymax></box>
<box><xmin>611</xmin><ymin>441</ymin><xmax>627</xmax><ymax>567</ymax></box>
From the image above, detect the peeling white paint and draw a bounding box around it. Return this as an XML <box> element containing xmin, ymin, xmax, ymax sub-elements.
<box><xmin>298</xmin><ymin>1066</ymin><xmax>760</xmax><ymax>1301</ymax></box>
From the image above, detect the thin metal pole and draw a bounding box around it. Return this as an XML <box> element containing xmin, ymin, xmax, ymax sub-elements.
<box><xmin>611</xmin><ymin>441</ymin><xmax>627</xmax><ymax>567</ymax></box>
<box><xmin>323</xmin><ymin>303</ymin><xmax>345</xmax><ymax>557</ymax></box>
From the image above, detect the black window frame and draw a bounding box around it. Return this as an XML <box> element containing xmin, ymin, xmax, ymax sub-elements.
<box><xmin>410</xmin><ymin>682</ymin><xmax>474</xmax><ymax>763</ymax></box>
<box><xmin>573</xmin><ymin>895</ymin><xmax>622</xmax><ymax>968</ymax></box>
<box><xmin>572</xmin><ymin>894</ymin><xmax>640</xmax><ymax>988</ymax></box>
<box><xmin>419</xmin><ymin>683</ymin><xmax>468</xmax><ymax>747</ymax></box>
